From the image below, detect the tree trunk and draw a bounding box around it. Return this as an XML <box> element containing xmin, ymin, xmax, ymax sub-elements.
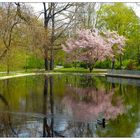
<box><xmin>45</xmin><ymin>57</ymin><xmax>49</xmax><ymax>71</ymax></box>
<box><xmin>7</xmin><ymin>53</ymin><xmax>10</xmax><ymax>74</ymax></box>
<box><xmin>50</xmin><ymin>54</ymin><xmax>54</xmax><ymax>70</ymax></box>
<box><xmin>50</xmin><ymin>3</ymin><xmax>55</xmax><ymax>71</ymax></box>
<box><xmin>43</xmin><ymin>3</ymin><xmax>49</xmax><ymax>71</ymax></box>
<box><xmin>88</xmin><ymin>64</ymin><xmax>94</xmax><ymax>73</ymax></box>
<box><xmin>119</xmin><ymin>55</ymin><xmax>122</xmax><ymax>69</ymax></box>
<box><xmin>112</xmin><ymin>58</ymin><xmax>115</xmax><ymax>69</ymax></box>
<box><xmin>89</xmin><ymin>67</ymin><xmax>93</xmax><ymax>73</ymax></box>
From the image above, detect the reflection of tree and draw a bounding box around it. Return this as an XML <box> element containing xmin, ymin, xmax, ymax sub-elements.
<box><xmin>62</xmin><ymin>86</ymin><xmax>124</xmax><ymax>121</ymax></box>
<box><xmin>42</xmin><ymin>75</ymin><xmax>55</xmax><ymax>137</ymax></box>
<box><xmin>96</xmin><ymin>85</ymin><xmax>140</xmax><ymax>137</ymax></box>
<box><xmin>79</xmin><ymin>75</ymin><xmax>97</xmax><ymax>88</ymax></box>
<box><xmin>1</xmin><ymin>75</ymin><xmax>140</xmax><ymax>137</ymax></box>
<box><xmin>0</xmin><ymin>92</ymin><xmax>18</xmax><ymax>137</ymax></box>
<box><xmin>0</xmin><ymin>78</ymin><xmax>44</xmax><ymax>137</ymax></box>
<box><xmin>42</xmin><ymin>75</ymin><xmax>64</xmax><ymax>137</ymax></box>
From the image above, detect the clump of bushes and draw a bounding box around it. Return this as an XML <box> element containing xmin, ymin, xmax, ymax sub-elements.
<box><xmin>114</xmin><ymin>61</ymin><xmax>121</xmax><ymax>69</ymax></box>
<box><xmin>25</xmin><ymin>55</ymin><xmax>44</xmax><ymax>69</ymax></box>
<box><xmin>80</xmin><ymin>60</ymin><xmax>111</xmax><ymax>69</ymax></box>
<box><xmin>94</xmin><ymin>60</ymin><xmax>111</xmax><ymax>69</ymax></box>
<box><xmin>137</xmin><ymin>65</ymin><xmax>140</xmax><ymax>70</ymax></box>
<box><xmin>62</xmin><ymin>59</ymin><xmax>140</xmax><ymax>70</ymax></box>
<box><xmin>63</xmin><ymin>62</ymin><xmax>72</xmax><ymax>68</ymax></box>
<box><xmin>79</xmin><ymin>62</ymin><xmax>88</xmax><ymax>69</ymax></box>
<box><xmin>122</xmin><ymin>59</ymin><xmax>137</xmax><ymax>70</ymax></box>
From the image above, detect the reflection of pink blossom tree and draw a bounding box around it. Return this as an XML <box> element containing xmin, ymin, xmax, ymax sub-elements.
<box><xmin>62</xmin><ymin>86</ymin><xmax>124</xmax><ymax>121</ymax></box>
<box><xmin>62</xmin><ymin>29</ymin><xmax>126</xmax><ymax>72</ymax></box>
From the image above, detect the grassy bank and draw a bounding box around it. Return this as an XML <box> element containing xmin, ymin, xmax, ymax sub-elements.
<box><xmin>53</xmin><ymin>67</ymin><xmax>107</xmax><ymax>73</ymax></box>
<box><xmin>0</xmin><ymin>67</ymin><xmax>107</xmax><ymax>80</ymax></box>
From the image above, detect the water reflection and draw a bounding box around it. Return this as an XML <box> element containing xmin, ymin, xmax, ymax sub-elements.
<box><xmin>0</xmin><ymin>93</ymin><xmax>18</xmax><ymax>137</ymax></box>
<box><xmin>107</xmin><ymin>77</ymin><xmax>140</xmax><ymax>87</ymax></box>
<box><xmin>43</xmin><ymin>76</ymin><xmax>55</xmax><ymax>137</ymax></box>
<box><xmin>62</xmin><ymin>85</ymin><xmax>124</xmax><ymax>121</ymax></box>
<box><xmin>0</xmin><ymin>75</ymin><xmax>140</xmax><ymax>137</ymax></box>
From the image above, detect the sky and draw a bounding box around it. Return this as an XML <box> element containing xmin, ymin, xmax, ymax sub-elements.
<box><xmin>28</xmin><ymin>2</ymin><xmax>140</xmax><ymax>18</ymax></box>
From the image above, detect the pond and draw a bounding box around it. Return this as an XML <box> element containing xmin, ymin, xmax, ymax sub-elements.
<box><xmin>0</xmin><ymin>74</ymin><xmax>140</xmax><ymax>137</ymax></box>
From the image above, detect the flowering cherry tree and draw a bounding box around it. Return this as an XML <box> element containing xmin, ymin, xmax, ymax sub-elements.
<box><xmin>62</xmin><ymin>29</ymin><xmax>126</xmax><ymax>72</ymax></box>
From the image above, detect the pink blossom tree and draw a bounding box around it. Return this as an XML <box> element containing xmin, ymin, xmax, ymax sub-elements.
<box><xmin>62</xmin><ymin>29</ymin><xmax>126</xmax><ymax>72</ymax></box>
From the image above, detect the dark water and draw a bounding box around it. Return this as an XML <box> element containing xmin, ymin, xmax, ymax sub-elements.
<box><xmin>0</xmin><ymin>74</ymin><xmax>140</xmax><ymax>137</ymax></box>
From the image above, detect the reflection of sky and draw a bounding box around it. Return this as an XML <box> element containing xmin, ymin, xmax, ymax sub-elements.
<box><xmin>17</xmin><ymin>120</ymin><xmax>43</xmax><ymax>137</ymax></box>
<box><xmin>107</xmin><ymin>77</ymin><xmax>140</xmax><ymax>87</ymax></box>
<box><xmin>133</xmin><ymin>125</ymin><xmax>140</xmax><ymax>137</ymax></box>
<box><xmin>54</xmin><ymin>119</ymin><xmax>68</xmax><ymax>132</ymax></box>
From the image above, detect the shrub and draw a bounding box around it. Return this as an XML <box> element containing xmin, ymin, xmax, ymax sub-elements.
<box><xmin>137</xmin><ymin>65</ymin><xmax>140</xmax><ymax>70</ymax></box>
<box><xmin>126</xmin><ymin>60</ymin><xmax>137</xmax><ymax>70</ymax></box>
<box><xmin>122</xmin><ymin>59</ymin><xmax>137</xmax><ymax>70</ymax></box>
<box><xmin>25</xmin><ymin>55</ymin><xmax>44</xmax><ymax>69</ymax></box>
<box><xmin>63</xmin><ymin>63</ymin><xmax>72</xmax><ymax>68</ymax></box>
<box><xmin>94</xmin><ymin>60</ymin><xmax>111</xmax><ymax>69</ymax></box>
<box><xmin>80</xmin><ymin>62</ymin><xmax>88</xmax><ymax>69</ymax></box>
<box><xmin>115</xmin><ymin>61</ymin><xmax>121</xmax><ymax>69</ymax></box>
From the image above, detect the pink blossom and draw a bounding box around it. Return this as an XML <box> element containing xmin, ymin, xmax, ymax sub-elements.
<box><xmin>62</xmin><ymin>28</ymin><xmax>126</xmax><ymax>71</ymax></box>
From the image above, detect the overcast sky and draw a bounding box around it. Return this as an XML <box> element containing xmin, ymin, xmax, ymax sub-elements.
<box><xmin>28</xmin><ymin>2</ymin><xmax>140</xmax><ymax>18</ymax></box>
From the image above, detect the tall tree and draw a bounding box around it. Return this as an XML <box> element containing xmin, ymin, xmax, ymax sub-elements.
<box><xmin>43</xmin><ymin>2</ymin><xmax>77</xmax><ymax>71</ymax></box>
<box><xmin>0</xmin><ymin>3</ymin><xmax>22</xmax><ymax>73</ymax></box>
<box><xmin>96</xmin><ymin>3</ymin><xmax>140</xmax><ymax>66</ymax></box>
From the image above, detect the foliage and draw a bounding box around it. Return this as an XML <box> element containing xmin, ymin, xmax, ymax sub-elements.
<box><xmin>123</xmin><ymin>59</ymin><xmax>137</xmax><ymax>70</ymax></box>
<box><xmin>94</xmin><ymin>60</ymin><xmax>111</xmax><ymax>69</ymax></box>
<box><xmin>25</xmin><ymin>55</ymin><xmax>44</xmax><ymax>69</ymax></box>
<box><xmin>0</xmin><ymin>2</ymin><xmax>139</xmax><ymax>72</ymax></box>
<box><xmin>63</xmin><ymin>62</ymin><xmax>73</xmax><ymax>68</ymax></box>
<box><xmin>0</xmin><ymin>3</ymin><xmax>46</xmax><ymax>72</ymax></box>
<box><xmin>62</xmin><ymin>28</ymin><xmax>126</xmax><ymax>72</ymax></box>
<box><xmin>96</xmin><ymin>3</ymin><xmax>140</xmax><ymax>63</ymax></box>
<box><xmin>79</xmin><ymin>62</ymin><xmax>88</xmax><ymax>69</ymax></box>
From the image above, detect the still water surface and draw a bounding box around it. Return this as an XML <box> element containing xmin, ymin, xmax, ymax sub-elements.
<box><xmin>0</xmin><ymin>74</ymin><xmax>140</xmax><ymax>137</ymax></box>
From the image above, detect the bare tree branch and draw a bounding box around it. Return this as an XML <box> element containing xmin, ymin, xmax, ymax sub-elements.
<box><xmin>53</xmin><ymin>3</ymin><xmax>72</xmax><ymax>16</ymax></box>
<box><xmin>0</xmin><ymin>48</ymin><xmax>8</xmax><ymax>59</ymax></box>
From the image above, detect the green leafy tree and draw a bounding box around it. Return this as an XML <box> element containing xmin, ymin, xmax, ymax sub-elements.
<box><xmin>96</xmin><ymin>3</ymin><xmax>140</xmax><ymax>68</ymax></box>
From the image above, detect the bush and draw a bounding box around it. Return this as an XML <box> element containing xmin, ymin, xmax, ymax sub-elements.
<box><xmin>94</xmin><ymin>60</ymin><xmax>111</xmax><ymax>69</ymax></box>
<box><xmin>25</xmin><ymin>55</ymin><xmax>44</xmax><ymax>69</ymax></box>
<box><xmin>79</xmin><ymin>62</ymin><xmax>88</xmax><ymax>69</ymax></box>
<box><xmin>122</xmin><ymin>60</ymin><xmax>130</xmax><ymax>69</ymax></box>
<box><xmin>114</xmin><ymin>61</ymin><xmax>121</xmax><ymax>69</ymax></box>
<box><xmin>122</xmin><ymin>59</ymin><xmax>137</xmax><ymax>70</ymax></box>
<box><xmin>63</xmin><ymin>63</ymin><xmax>72</xmax><ymax>68</ymax></box>
<box><xmin>126</xmin><ymin>60</ymin><xmax>137</xmax><ymax>70</ymax></box>
<box><xmin>137</xmin><ymin>65</ymin><xmax>140</xmax><ymax>70</ymax></box>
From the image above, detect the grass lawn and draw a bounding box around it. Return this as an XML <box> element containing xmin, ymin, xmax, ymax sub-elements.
<box><xmin>0</xmin><ymin>67</ymin><xmax>107</xmax><ymax>79</ymax></box>
<box><xmin>53</xmin><ymin>67</ymin><xmax>107</xmax><ymax>73</ymax></box>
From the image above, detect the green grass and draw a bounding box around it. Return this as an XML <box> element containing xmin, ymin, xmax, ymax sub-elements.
<box><xmin>0</xmin><ymin>73</ymin><xmax>17</xmax><ymax>77</ymax></box>
<box><xmin>53</xmin><ymin>67</ymin><xmax>107</xmax><ymax>73</ymax></box>
<box><xmin>0</xmin><ymin>67</ymin><xmax>107</xmax><ymax>79</ymax></box>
